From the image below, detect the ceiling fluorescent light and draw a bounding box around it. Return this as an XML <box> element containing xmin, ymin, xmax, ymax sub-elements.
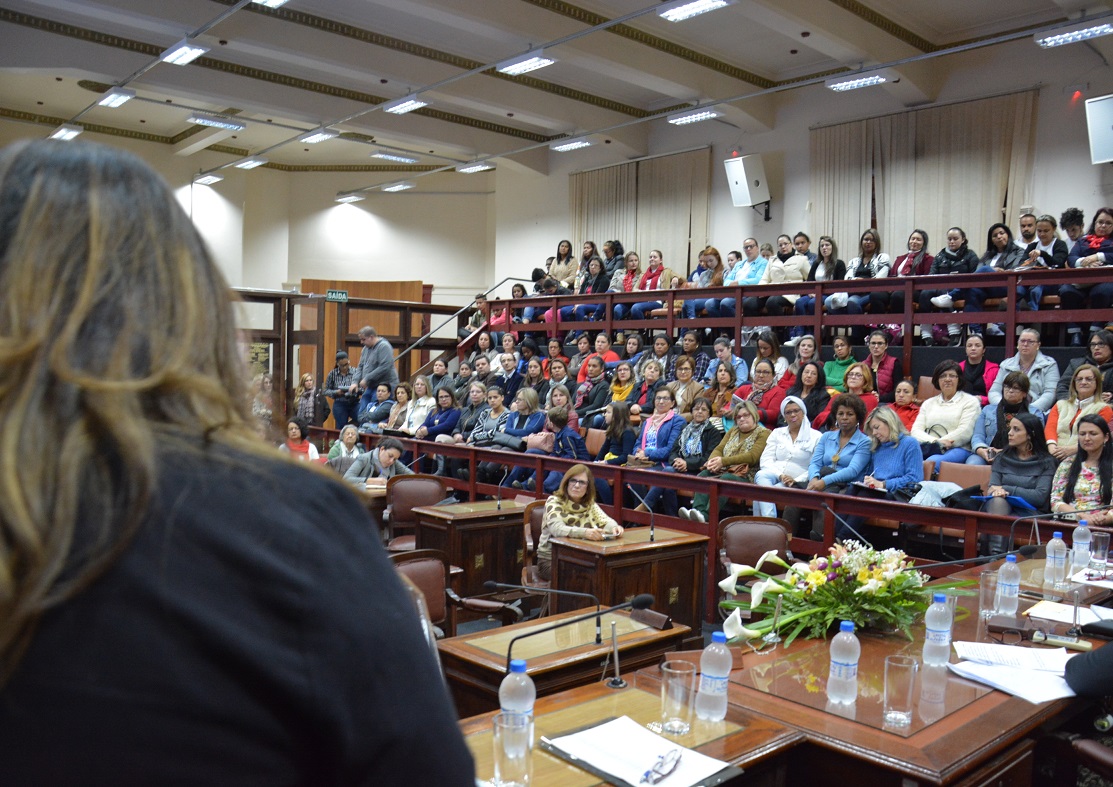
<box><xmin>496</xmin><ymin>50</ymin><xmax>557</xmax><ymax>76</ymax></box>
<box><xmin>299</xmin><ymin>127</ymin><xmax>338</xmax><ymax>144</ymax></box>
<box><xmin>193</xmin><ymin>173</ymin><xmax>224</xmax><ymax>186</ymax></box>
<box><xmin>382</xmin><ymin>94</ymin><xmax>428</xmax><ymax>115</ymax></box>
<box><xmin>336</xmin><ymin>194</ymin><xmax>366</xmax><ymax>203</ymax></box>
<box><xmin>161</xmin><ymin>39</ymin><xmax>209</xmax><ymax>66</ymax></box>
<box><xmin>550</xmin><ymin>137</ymin><xmax>592</xmax><ymax>152</ymax></box>
<box><xmin>251</xmin><ymin>0</ymin><xmax>291</xmax><ymax>7</ymax></box>
<box><xmin>1034</xmin><ymin>16</ymin><xmax>1113</xmax><ymax>48</ymax></box>
<box><xmin>382</xmin><ymin>182</ymin><xmax>415</xmax><ymax>192</ymax></box>
<box><xmin>667</xmin><ymin>106</ymin><xmax>721</xmax><ymax>125</ymax></box>
<box><xmin>48</xmin><ymin>123</ymin><xmax>83</xmax><ymax>141</ymax></box>
<box><xmin>187</xmin><ymin>112</ymin><xmax>247</xmax><ymax>131</ymax></box>
<box><xmin>657</xmin><ymin>0</ymin><xmax>735</xmax><ymax>22</ymax></box>
<box><xmin>825</xmin><ymin>68</ymin><xmax>895</xmax><ymax>92</ymax></box>
<box><xmin>233</xmin><ymin>157</ymin><xmax>268</xmax><ymax>170</ymax></box>
<box><xmin>98</xmin><ymin>87</ymin><xmax>135</xmax><ymax>108</ymax></box>
<box><xmin>457</xmin><ymin>160</ymin><xmax>494</xmax><ymax>173</ymax></box>
<box><xmin>371</xmin><ymin>151</ymin><xmax>420</xmax><ymax>164</ymax></box>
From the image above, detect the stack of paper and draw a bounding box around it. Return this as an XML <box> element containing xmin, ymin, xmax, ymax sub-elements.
<box><xmin>1026</xmin><ymin>599</ymin><xmax>1113</xmax><ymax>626</ymax></box>
<box><xmin>949</xmin><ymin>642</ymin><xmax>1077</xmax><ymax>704</ymax></box>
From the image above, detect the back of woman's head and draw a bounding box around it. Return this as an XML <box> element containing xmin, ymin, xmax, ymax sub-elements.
<box><xmin>0</xmin><ymin>140</ymin><xmax>255</xmax><ymax>677</ymax></box>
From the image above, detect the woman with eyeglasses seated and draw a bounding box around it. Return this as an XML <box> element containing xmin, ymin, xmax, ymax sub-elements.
<box><xmin>1046</xmin><ymin>365</ymin><xmax>1113</xmax><ymax>463</ymax></box>
<box><xmin>969</xmin><ymin>371</ymin><xmax>1040</xmax><ymax>466</ymax></box>
<box><xmin>912</xmin><ymin>359</ymin><xmax>981</xmax><ymax>471</ymax></box>
<box><xmin>680</xmin><ymin>401</ymin><xmax>770</xmax><ymax>524</ymax></box>
<box><xmin>1057</xmin><ymin>329</ymin><xmax>1113</xmax><ymax>403</ymax></box>
<box><xmin>811</xmin><ymin>363</ymin><xmax>878</xmax><ymax>430</ymax></box>
<box><xmin>535</xmin><ymin>464</ymin><xmax>623</xmax><ymax>581</ymax></box>
<box><xmin>731</xmin><ymin>358</ymin><xmax>785</xmax><ymax>429</ymax></box>
<box><xmin>637</xmin><ymin>397</ymin><xmax>720</xmax><ymax>516</ymax></box>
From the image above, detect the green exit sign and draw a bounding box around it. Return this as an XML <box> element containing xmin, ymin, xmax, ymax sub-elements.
<box><xmin>326</xmin><ymin>289</ymin><xmax>348</xmax><ymax>303</ymax></box>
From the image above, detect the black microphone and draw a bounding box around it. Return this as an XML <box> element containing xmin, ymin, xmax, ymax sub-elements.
<box><xmin>505</xmin><ymin>593</ymin><xmax>655</xmax><ymax>672</ymax></box>
<box><xmin>820</xmin><ymin>502</ymin><xmax>873</xmax><ymax>548</ymax></box>
<box><xmin>902</xmin><ymin>544</ymin><xmax>1039</xmax><ymax>571</ymax></box>
<box><xmin>485</xmin><ymin>581</ymin><xmax>603</xmax><ymax>644</ymax></box>
<box><xmin>497</xmin><ymin>465</ymin><xmax>510</xmax><ymax>510</ymax></box>
<box><xmin>626</xmin><ymin>484</ymin><xmax>655</xmax><ymax>542</ymax></box>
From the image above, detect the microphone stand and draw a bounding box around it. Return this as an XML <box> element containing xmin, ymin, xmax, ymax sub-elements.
<box><xmin>496</xmin><ymin>465</ymin><xmax>509</xmax><ymax>510</ymax></box>
<box><xmin>606</xmin><ymin>621</ymin><xmax>626</xmax><ymax>688</ymax></box>
<box><xmin>505</xmin><ymin>594</ymin><xmax>655</xmax><ymax>673</ymax></box>
<box><xmin>820</xmin><ymin>502</ymin><xmax>874</xmax><ymax>548</ymax></box>
<box><xmin>485</xmin><ymin>581</ymin><xmax>602</xmax><ymax>644</ymax></box>
<box><xmin>626</xmin><ymin>484</ymin><xmax>655</xmax><ymax>542</ymax></box>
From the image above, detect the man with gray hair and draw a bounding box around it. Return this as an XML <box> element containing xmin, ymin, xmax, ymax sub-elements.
<box><xmin>350</xmin><ymin>326</ymin><xmax>399</xmax><ymax>420</ymax></box>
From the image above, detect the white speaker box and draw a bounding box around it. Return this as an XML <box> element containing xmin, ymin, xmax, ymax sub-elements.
<box><xmin>724</xmin><ymin>155</ymin><xmax>770</xmax><ymax>207</ymax></box>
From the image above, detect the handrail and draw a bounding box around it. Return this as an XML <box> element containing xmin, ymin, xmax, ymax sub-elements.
<box><xmin>394</xmin><ymin>276</ymin><xmax>533</xmax><ymax>366</ymax></box>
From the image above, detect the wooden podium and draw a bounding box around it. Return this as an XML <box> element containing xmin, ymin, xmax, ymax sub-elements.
<box><xmin>549</xmin><ymin>526</ymin><xmax>707</xmax><ymax>637</ymax></box>
<box><xmin>412</xmin><ymin>499</ymin><xmax>526</xmax><ymax>598</ymax></box>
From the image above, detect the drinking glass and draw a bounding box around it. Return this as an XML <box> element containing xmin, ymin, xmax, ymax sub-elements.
<box><xmin>978</xmin><ymin>571</ymin><xmax>997</xmax><ymax>619</ymax></box>
<box><xmin>883</xmin><ymin>655</ymin><xmax>919</xmax><ymax>727</ymax></box>
<box><xmin>653</xmin><ymin>660</ymin><xmax>696</xmax><ymax>735</ymax></box>
<box><xmin>1090</xmin><ymin>532</ymin><xmax>1110</xmax><ymax>580</ymax></box>
<box><xmin>492</xmin><ymin>712</ymin><xmax>533</xmax><ymax>787</ymax></box>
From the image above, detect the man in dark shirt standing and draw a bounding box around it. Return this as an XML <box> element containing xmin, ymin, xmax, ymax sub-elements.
<box><xmin>352</xmin><ymin>326</ymin><xmax>400</xmax><ymax>418</ymax></box>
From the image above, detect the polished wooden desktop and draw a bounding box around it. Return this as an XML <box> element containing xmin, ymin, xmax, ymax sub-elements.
<box><xmin>412</xmin><ymin>499</ymin><xmax>526</xmax><ymax>598</ymax></box>
<box><xmin>459</xmin><ymin>674</ymin><xmax>801</xmax><ymax>787</ymax></box>
<box><xmin>438</xmin><ymin>608</ymin><xmax>689</xmax><ymax>718</ymax></box>
<box><xmin>549</xmin><ymin>526</ymin><xmax>707</xmax><ymax>639</ymax></box>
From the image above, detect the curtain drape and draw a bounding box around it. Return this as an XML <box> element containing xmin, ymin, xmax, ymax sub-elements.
<box><xmin>811</xmin><ymin>90</ymin><xmax>1038</xmax><ymax>258</ymax></box>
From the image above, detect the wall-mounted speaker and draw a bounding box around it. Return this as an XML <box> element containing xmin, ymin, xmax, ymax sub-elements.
<box><xmin>1085</xmin><ymin>94</ymin><xmax>1113</xmax><ymax>165</ymax></box>
<box><xmin>724</xmin><ymin>154</ymin><xmax>770</xmax><ymax>207</ymax></box>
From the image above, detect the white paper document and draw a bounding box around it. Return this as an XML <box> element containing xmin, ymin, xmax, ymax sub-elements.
<box><xmin>948</xmin><ymin>661</ymin><xmax>1076</xmax><ymax>704</ymax></box>
<box><xmin>543</xmin><ymin>715</ymin><xmax>728</xmax><ymax>787</ymax></box>
<box><xmin>952</xmin><ymin>641</ymin><xmax>1075</xmax><ymax>673</ymax></box>
<box><xmin>1070</xmin><ymin>567</ymin><xmax>1113</xmax><ymax>589</ymax></box>
<box><xmin>1025</xmin><ymin>599</ymin><xmax>1113</xmax><ymax>627</ymax></box>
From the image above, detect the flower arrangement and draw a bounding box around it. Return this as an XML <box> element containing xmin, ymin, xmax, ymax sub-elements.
<box><xmin>720</xmin><ymin>541</ymin><xmax>961</xmax><ymax>645</ymax></box>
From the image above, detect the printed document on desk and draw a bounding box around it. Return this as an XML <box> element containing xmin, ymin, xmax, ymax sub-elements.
<box><xmin>948</xmin><ymin>661</ymin><xmax>1076</xmax><ymax>704</ymax></box>
<box><xmin>1025</xmin><ymin>600</ymin><xmax>1113</xmax><ymax>627</ymax></box>
<box><xmin>541</xmin><ymin>715</ymin><xmax>735</xmax><ymax>787</ymax></box>
<box><xmin>953</xmin><ymin>641</ymin><xmax>1076</xmax><ymax>673</ymax></box>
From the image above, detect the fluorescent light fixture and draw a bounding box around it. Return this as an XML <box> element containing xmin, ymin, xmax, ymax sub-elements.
<box><xmin>382</xmin><ymin>182</ymin><xmax>415</xmax><ymax>192</ymax></box>
<box><xmin>298</xmin><ymin>127</ymin><xmax>338</xmax><ymax>144</ymax></box>
<box><xmin>825</xmin><ymin>68</ymin><xmax>895</xmax><ymax>92</ymax></box>
<box><xmin>336</xmin><ymin>194</ymin><xmax>366</xmax><ymax>203</ymax></box>
<box><xmin>382</xmin><ymin>94</ymin><xmax>428</xmax><ymax>115</ymax></box>
<box><xmin>193</xmin><ymin>173</ymin><xmax>224</xmax><ymax>186</ymax></box>
<box><xmin>233</xmin><ymin>157</ymin><xmax>268</xmax><ymax>170</ymax></box>
<box><xmin>496</xmin><ymin>50</ymin><xmax>557</xmax><ymax>76</ymax></box>
<box><xmin>97</xmin><ymin>87</ymin><xmax>135</xmax><ymax>108</ymax></box>
<box><xmin>550</xmin><ymin>137</ymin><xmax>591</xmax><ymax>152</ymax></box>
<box><xmin>251</xmin><ymin>0</ymin><xmax>291</xmax><ymax>7</ymax></box>
<box><xmin>48</xmin><ymin>123</ymin><xmax>83</xmax><ymax>141</ymax></box>
<box><xmin>371</xmin><ymin>151</ymin><xmax>420</xmax><ymax>164</ymax></box>
<box><xmin>1034</xmin><ymin>16</ymin><xmax>1113</xmax><ymax>48</ymax></box>
<box><xmin>457</xmin><ymin>160</ymin><xmax>494</xmax><ymax>173</ymax></box>
<box><xmin>161</xmin><ymin>39</ymin><xmax>209</xmax><ymax>66</ymax></box>
<box><xmin>667</xmin><ymin>106</ymin><xmax>721</xmax><ymax>125</ymax></box>
<box><xmin>657</xmin><ymin>0</ymin><xmax>734</xmax><ymax>22</ymax></box>
<box><xmin>187</xmin><ymin>112</ymin><xmax>247</xmax><ymax>131</ymax></box>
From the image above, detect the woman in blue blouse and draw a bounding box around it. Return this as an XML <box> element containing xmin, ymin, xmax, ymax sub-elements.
<box><xmin>804</xmin><ymin>394</ymin><xmax>871</xmax><ymax>538</ymax></box>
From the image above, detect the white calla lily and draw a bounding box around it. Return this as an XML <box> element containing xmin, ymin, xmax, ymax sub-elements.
<box><xmin>718</xmin><ymin>573</ymin><xmax>739</xmax><ymax>595</ymax></box>
<box><xmin>754</xmin><ymin>550</ymin><xmax>790</xmax><ymax>572</ymax></box>
<box><xmin>723</xmin><ymin>608</ymin><xmax>763</xmax><ymax>641</ymax></box>
<box><xmin>749</xmin><ymin>580</ymin><xmax>767</xmax><ymax>609</ymax></box>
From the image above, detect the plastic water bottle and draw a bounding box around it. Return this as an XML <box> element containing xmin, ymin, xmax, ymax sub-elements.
<box><xmin>922</xmin><ymin>593</ymin><xmax>953</xmax><ymax>665</ymax></box>
<box><xmin>499</xmin><ymin>659</ymin><xmax>535</xmax><ymax>717</ymax></box>
<box><xmin>1073</xmin><ymin>521</ymin><xmax>1092</xmax><ymax>574</ymax></box>
<box><xmin>995</xmin><ymin>554</ymin><xmax>1022</xmax><ymax>616</ymax></box>
<box><xmin>827</xmin><ymin>621</ymin><xmax>860</xmax><ymax>704</ymax></box>
<box><xmin>1046</xmin><ymin>531</ymin><xmax>1068</xmax><ymax>589</ymax></box>
<box><xmin>695</xmin><ymin>631</ymin><xmax>732</xmax><ymax>721</ymax></box>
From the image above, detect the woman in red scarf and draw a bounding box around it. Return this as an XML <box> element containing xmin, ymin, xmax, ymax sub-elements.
<box><xmin>280</xmin><ymin>417</ymin><xmax>319</xmax><ymax>461</ymax></box>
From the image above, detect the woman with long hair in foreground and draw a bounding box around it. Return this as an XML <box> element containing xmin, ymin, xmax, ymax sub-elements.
<box><xmin>0</xmin><ymin>140</ymin><xmax>472</xmax><ymax>783</ymax></box>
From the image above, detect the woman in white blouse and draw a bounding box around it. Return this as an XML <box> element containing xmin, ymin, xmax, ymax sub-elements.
<box><xmin>752</xmin><ymin>396</ymin><xmax>821</xmax><ymax>518</ymax></box>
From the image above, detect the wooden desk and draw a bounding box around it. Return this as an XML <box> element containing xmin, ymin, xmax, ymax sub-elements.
<box><xmin>550</xmin><ymin>526</ymin><xmax>707</xmax><ymax>638</ymax></box>
<box><xmin>722</xmin><ymin>561</ymin><xmax>1104</xmax><ymax>785</ymax></box>
<box><xmin>459</xmin><ymin>675</ymin><xmax>801</xmax><ymax>786</ymax></box>
<box><xmin>412</xmin><ymin>499</ymin><xmax>526</xmax><ymax>598</ymax></box>
<box><xmin>438</xmin><ymin>609</ymin><xmax>689</xmax><ymax>718</ymax></box>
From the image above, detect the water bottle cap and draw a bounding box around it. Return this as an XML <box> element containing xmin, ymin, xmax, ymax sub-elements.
<box><xmin>1054</xmin><ymin>531</ymin><xmax>1063</xmax><ymax>539</ymax></box>
<box><xmin>1080</xmin><ymin>520</ymin><xmax>1089</xmax><ymax>527</ymax></box>
<box><xmin>509</xmin><ymin>659</ymin><xmax>527</xmax><ymax>673</ymax></box>
<box><xmin>712</xmin><ymin>631</ymin><xmax>727</xmax><ymax>644</ymax></box>
<box><xmin>933</xmin><ymin>593</ymin><xmax>946</xmax><ymax>603</ymax></box>
<box><xmin>1006</xmin><ymin>554</ymin><xmax>1017</xmax><ymax>562</ymax></box>
<box><xmin>839</xmin><ymin>620</ymin><xmax>855</xmax><ymax>633</ymax></box>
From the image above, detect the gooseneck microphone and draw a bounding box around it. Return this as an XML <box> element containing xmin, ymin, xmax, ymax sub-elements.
<box><xmin>626</xmin><ymin>484</ymin><xmax>655</xmax><ymax>542</ymax></box>
<box><xmin>820</xmin><ymin>502</ymin><xmax>874</xmax><ymax>548</ymax></box>
<box><xmin>902</xmin><ymin>544</ymin><xmax>1039</xmax><ymax>571</ymax></box>
<box><xmin>496</xmin><ymin>465</ymin><xmax>510</xmax><ymax>510</ymax></box>
<box><xmin>505</xmin><ymin>593</ymin><xmax>655</xmax><ymax>673</ymax></box>
<box><xmin>484</xmin><ymin>581</ymin><xmax>603</xmax><ymax>643</ymax></box>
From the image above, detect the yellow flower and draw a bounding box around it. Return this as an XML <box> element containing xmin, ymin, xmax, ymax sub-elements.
<box><xmin>805</xmin><ymin>570</ymin><xmax>827</xmax><ymax>591</ymax></box>
<box><xmin>857</xmin><ymin>567</ymin><xmax>870</xmax><ymax>583</ymax></box>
